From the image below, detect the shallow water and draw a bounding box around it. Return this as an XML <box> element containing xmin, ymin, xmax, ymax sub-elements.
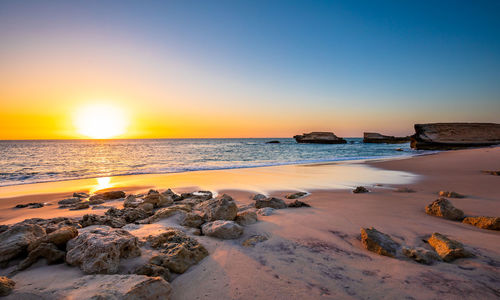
<box><xmin>0</xmin><ymin>138</ymin><xmax>419</xmax><ymax>187</ymax></box>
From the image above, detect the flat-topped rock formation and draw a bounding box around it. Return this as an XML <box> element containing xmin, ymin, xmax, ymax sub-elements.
<box><xmin>410</xmin><ymin>123</ymin><xmax>500</xmax><ymax>150</ymax></box>
<box><xmin>363</xmin><ymin>132</ymin><xmax>410</xmax><ymax>144</ymax></box>
<box><xmin>293</xmin><ymin>132</ymin><xmax>347</xmax><ymax>144</ymax></box>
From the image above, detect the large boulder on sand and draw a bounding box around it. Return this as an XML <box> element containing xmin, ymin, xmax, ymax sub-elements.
<box><xmin>66</xmin><ymin>225</ymin><xmax>141</xmax><ymax>274</ymax></box>
<box><xmin>294</xmin><ymin>132</ymin><xmax>347</xmax><ymax>144</ymax></box>
<box><xmin>202</xmin><ymin>220</ymin><xmax>243</xmax><ymax>239</ymax></box>
<box><xmin>410</xmin><ymin>123</ymin><xmax>500</xmax><ymax>150</ymax></box>
<box><xmin>197</xmin><ymin>194</ymin><xmax>238</xmax><ymax>221</ymax></box>
<box><xmin>427</xmin><ymin>233</ymin><xmax>472</xmax><ymax>262</ymax></box>
<box><xmin>145</xmin><ymin>229</ymin><xmax>208</xmax><ymax>274</ymax></box>
<box><xmin>425</xmin><ymin>198</ymin><xmax>464</xmax><ymax>221</ymax></box>
<box><xmin>255</xmin><ymin>197</ymin><xmax>287</xmax><ymax>209</ymax></box>
<box><xmin>0</xmin><ymin>224</ymin><xmax>46</xmax><ymax>263</ymax></box>
<box><xmin>360</xmin><ymin>227</ymin><xmax>401</xmax><ymax>258</ymax></box>
<box><xmin>462</xmin><ymin>216</ymin><xmax>500</xmax><ymax>230</ymax></box>
<box><xmin>0</xmin><ymin>276</ymin><xmax>15</xmax><ymax>296</ymax></box>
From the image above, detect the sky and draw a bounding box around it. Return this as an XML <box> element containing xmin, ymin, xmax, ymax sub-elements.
<box><xmin>0</xmin><ymin>0</ymin><xmax>499</xmax><ymax>139</ymax></box>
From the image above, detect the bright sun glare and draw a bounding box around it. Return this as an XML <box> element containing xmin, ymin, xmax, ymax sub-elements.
<box><xmin>75</xmin><ymin>103</ymin><xmax>127</xmax><ymax>139</ymax></box>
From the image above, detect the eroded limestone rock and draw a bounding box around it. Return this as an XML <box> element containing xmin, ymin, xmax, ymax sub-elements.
<box><xmin>427</xmin><ymin>233</ymin><xmax>472</xmax><ymax>262</ymax></box>
<box><xmin>425</xmin><ymin>198</ymin><xmax>464</xmax><ymax>221</ymax></box>
<box><xmin>255</xmin><ymin>197</ymin><xmax>287</xmax><ymax>209</ymax></box>
<box><xmin>0</xmin><ymin>224</ymin><xmax>45</xmax><ymax>263</ymax></box>
<box><xmin>360</xmin><ymin>227</ymin><xmax>400</xmax><ymax>258</ymax></box>
<box><xmin>462</xmin><ymin>216</ymin><xmax>500</xmax><ymax>230</ymax></box>
<box><xmin>202</xmin><ymin>220</ymin><xmax>243</xmax><ymax>239</ymax></box>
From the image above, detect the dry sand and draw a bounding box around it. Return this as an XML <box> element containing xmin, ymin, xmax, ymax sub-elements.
<box><xmin>1</xmin><ymin>147</ymin><xmax>499</xmax><ymax>299</ymax></box>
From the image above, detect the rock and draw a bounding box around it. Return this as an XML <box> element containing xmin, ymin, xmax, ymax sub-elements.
<box><xmin>462</xmin><ymin>216</ymin><xmax>500</xmax><ymax>230</ymax></box>
<box><xmin>266</xmin><ymin>140</ymin><xmax>280</xmax><ymax>144</ymax></box>
<box><xmin>235</xmin><ymin>210</ymin><xmax>258</xmax><ymax>225</ymax></box>
<box><xmin>134</xmin><ymin>264</ymin><xmax>171</xmax><ymax>281</ymax></box>
<box><xmin>0</xmin><ymin>225</ymin><xmax>8</xmax><ymax>234</ymax></box>
<box><xmin>402</xmin><ymin>247</ymin><xmax>441</xmax><ymax>265</ymax></box>
<box><xmin>255</xmin><ymin>197</ymin><xmax>287</xmax><ymax>209</ymax></box>
<box><xmin>124</xmin><ymin>194</ymin><xmax>143</xmax><ymax>208</ymax></box>
<box><xmin>242</xmin><ymin>235</ymin><xmax>268</xmax><ymax>247</ymax></box>
<box><xmin>394</xmin><ymin>187</ymin><xmax>415</xmax><ymax>193</ymax></box>
<box><xmin>427</xmin><ymin>233</ymin><xmax>472</xmax><ymax>262</ymax></box>
<box><xmin>138</xmin><ymin>202</ymin><xmax>154</xmax><ymax>213</ymax></box>
<box><xmin>145</xmin><ymin>229</ymin><xmax>208</xmax><ymax>274</ymax></box>
<box><xmin>252</xmin><ymin>194</ymin><xmax>267</xmax><ymax>201</ymax></box>
<box><xmin>287</xmin><ymin>200</ymin><xmax>311</xmax><ymax>208</ymax></box>
<box><xmin>17</xmin><ymin>242</ymin><xmax>66</xmax><ymax>270</ymax></box>
<box><xmin>0</xmin><ymin>276</ymin><xmax>15</xmax><ymax>297</ymax></box>
<box><xmin>28</xmin><ymin>226</ymin><xmax>78</xmax><ymax>252</ymax></box>
<box><xmin>80</xmin><ymin>214</ymin><xmax>126</xmax><ymax>228</ymax></box>
<box><xmin>14</xmin><ymin>202</ymin><xmax>44</xmax><ymax>209</ymax></box>
<box><xmin>202</xmin><ymin>220</ymin><xmax>243</xmax><ymax>239</ymax></box>
<box><xmin>438</xmin><ymin>190</ymin><xmax>465</xmax><ymax>198</ymax></box>
<box><xmin>162</xmin><ymin>188</ymin><xmax>182</xmax><ymax>201</ymax></box>
<box><xmin>363</xmin><ymin>132</ymin><xmax>410</xmax><ymax>144</ymax></box>
<box><xmin>481</xmin><ymin>170</ymin><xmax>500</xmax><ymax>176</ymax></box>
<box><xmin>20</xmin><ymin>217</ymin><xmax>81</xmax><ymax>233</ymax></box>
<box><xmin>141</xmin><ymin>205</ymin><xmax>192</xmax><ymax>224</ymax></box>
<box><xmin>89</xmin><ymin>191</ymin><xmax>126</xmax><ymax>202</ymax></box>
<box><xmin>285</xmin><ymin>192</ymin><xmax>308</xmax><ymax>199</ymax></box>
<box><xmin>395</xmin><ymin>148</ymin><xmax>404</xmax><ymax>151</ymax></box>
<box><xmin>410</xmin><ymin>123</ymin><xmax>500</xmax><ymax>150</ymax></box>
<box><xmin>73</xmin><ymin>192</ymin><xmax>90</xmax><ymax>198</ymax></box>
<box><xmin>66</xmin><ymin>225</ymin><xmax>141</xmax><ymax>274</ymax></box>
<box><xmin>88</xmin><ymin>199</ymin><xmax>105</xmax><ymax>205</ymax></box>
<box><xmin>91</xmin><ymin>205</ymin><xmax>113</xmax><ymax>210</ymax></box>
<box><xmin>360</xmin><ymin>227</ymin><xmax>400</xmax><ymax>258</ymax></box>
<box><xmin>0</xmin><ymin>224</ymin><xmax>46</xmax><ymax>263</ymax></box>
<box><xmin>257</xmin><ymin>207</ymin><xmax>275</xmax><ymax>216</ymax></box>
<box><xmin>180</xmin><ymin>212</ymin><xmax>204</xmax><ymax>228</ymax></box>
<box><xmin>143</xmin><ymin>191</ymin><xmax>173</xmax><ymax>208</ymax></box>
<box><xmin>425</xmin><ymin>198</ymin><xmax>464</xmax><ymax>221</ymax></box>
<box><xmin>69</xmin><ymin>202</ymin><xmax>90</xmax><ymax>210</ymax></box>
<box><xmin>294</xmin><ymin>132</ymin><xmax>347</xmax><ymax>144</ymax></box>
<box><xmin>105</xmin><ymin>207</ymin><xmax>151</xmax><ymax>223</ymax></box>
<box><xmin>353</xmin><ymin>186</ymin><xmax>369</xmax><ymax>193</ymax></box>
<box><xmin>58</xmin><ymin>197</ymin><xmax>82</xmax><ymax>205</ymax></box>
<box><xmin>197</xmin><ymin>194</ymin><xmax>238</xmax><ymax>221</ymax></box>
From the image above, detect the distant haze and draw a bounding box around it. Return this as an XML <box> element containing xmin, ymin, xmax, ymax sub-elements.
<box><xmin>1</xmin><ymin>1</ymin><xmax>499</xmax><ymax>139</ymax></box>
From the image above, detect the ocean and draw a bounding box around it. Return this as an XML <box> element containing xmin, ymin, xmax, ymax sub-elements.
<box><xmin>0</xmin><ymin>138</ymin><xmax>420</xmax><ymax>187</ymax></box>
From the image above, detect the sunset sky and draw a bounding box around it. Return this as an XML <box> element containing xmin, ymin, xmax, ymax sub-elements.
<box><xmin>1</xmin><ymin>1</ymin><xmax>499</xmax><ymax>139</ymax></box>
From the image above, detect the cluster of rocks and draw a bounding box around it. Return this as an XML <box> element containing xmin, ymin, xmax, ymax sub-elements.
<box><xmin>361</xmin><ymin>227</ymin><xmax>471</xmax><ymax>264</ymax></box>
<box><xmin>425</xmin><ymin>195</ymin><xmax>499</xmax><ymax>230</ymax></box>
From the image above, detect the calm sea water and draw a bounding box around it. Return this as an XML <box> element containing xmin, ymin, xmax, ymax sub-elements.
<box><xmin>0</xmin><ymin>138</ymin><xmax>420</xmax><ymax>187</ymax></box>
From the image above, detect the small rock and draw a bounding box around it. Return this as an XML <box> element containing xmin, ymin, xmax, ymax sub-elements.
<box><xmin>80</xmin><ymin>214</ymin><xmax>126</xmax><ymax>228</ymax></box>
<box><xmin>88</xmin><ymin>199</ymin><xmax>105</xmax><ymax>205</ymax></box>
<box><xmin>145</xmin><ymin>229</ymin><xmax>208</xmax><ymax>274</ymax></box>
<box><xmin>73</xmin><ymin>192</ymin><xmax>89</xmax><ymax>198</ymax></box>
<box><xmin>18</xmin><ymin>242</ymin><xmax>66</xmax><ymax>270</ymax></box>
<box><xmin>360</xmin><ymin>227</ymin><xmax>400</xmax><ymax>258</ymax></box>
<box><xmin>66</xmin><ymin>225</ymin><xmax>141</xmax><ymax>274</ymax></box>
<box><xmin>69</xmin><ymin>202</ymin><xmax>89</xmax><ymax>210</ymax></box>
<box><xmin>481</xmin><ymin>170</ymin><xmax>500</xmax><ymax>176</ymax></box>
<box><xmin>138</xmin><ymin>202</ymin><xmax>154</xmax><ymax>213</ymax></box>
<box><xmin>353</xmin><ymin>186</ymin><xmax>369</xmax><ymax>193</ymax></box>
<box><xmin>180</xmin><ymin>212</ymin><xmax>204</xmax><ymax>228</ymax></box>
<box><xmin>402</xmin><ymin>247</ymin><xmax>441</xmax><ymax>265</ymax></box>
<box><xmin>252</xmin><ymin>194</ymin><xmax>267</xmax><ymax>201</ymax></box>
<box><xmin>235</xmin><ymin>210</ymin><xmax>258</xmax><ymax>226</ymax></box>
<box><xmin>395</xmin><ymin>148</ymin><xmax>404</xmax><ymax>151</ymax></box>
<box><xmin>425</xmin><ymin>198</ymin><xmax>464</xmax><ymax>221</ymax></box>
<box><xmin>287</xmin><ymin>200</ymin><xmax>311</xmax><ymax>208</ymax></box>
<box><xmin>28</xmin><ymin>226</ymin><xmax>78</xmax><ymax>252</ymax></box>
<box><xmin>141</xmin><ymin>205</ymin><xmax>191</xmax><ymax>224</ymax></box>
<box><xmin>257</xmin><ymin>207</ymin><xmax>275</xmax><ymax>216</ymax></box>
<box><xmin>285</xmin><ymin>192</ymin><xmax>308</xmax><ymax>199</ymax></box>
<box><xmin>428</xmin><ymin>233</ymin><xmax>472</xmax><ymax>262</ymax></box>
<box><xmin>242</xmin><ymin>235</ymin><xmax>268</xmax><ymax>247</ymax></box>
<box><xmin>266</xmin><ymin>140</ymin><xmax>280</xmax><ymax>144</ymax></box>
<box><xmin>58</xmin><ymin>197</ymin><xmax>82</xmax><ymax>205</ymax></box>
<box><xmin>0</xmin><ymin>224</ymin><xmax>46</xmax><ymax>263</ymax></box>
<box><xmin>162</xmin><ymin>188</ymin><xmax>182</xmax><ymax>201</ymax></box>
<box><xmin>143</xmin><ymin>191</ymin><xmax>173</xmax><ymax>208</ymax></box>
<box><xmin>197</xmin><ymin>194</ymin><xmax>238</xmax><ymax>221</ymax></box>
<box><xmin>105</xmin><ymin>207</ymin><xmax>151</xmax><ymax>223</ymax></box>
<box><xmin>255</xmin><ymin>197</ymin><xmax>287</xmax><ymax>209</ymax></box>
<box><xmin>394</xmin><ymin>187</ymin><xmax>415</xmax><ymax>193</ymax></box>
<box><xmin>14</xmin><ymin>202</ymin><xmax>44</xmax><ymax>209</ymax></box>
<box><xmin>202</xmin><ymin>220</ymin><xmax>243</xmax><ymax>239</ymax></box>
<box><xmin>462</xmin><ymin>216</ymin><xmax>500</xmax><ymax>230</ymax></box>
<box><xmin>134</xmin><ymin>263</ymin><xmax>171</xmax><ymax>281</ymax></box>
<box><xmin>89</xmin><ymin>191</ymin><xmax>126</xmax><ymax>202</ymax></box>
<box><xmin>0</xmin><ymin>276</ymin><xmax>15</xmax><ymax>297</ymax></box>
<box><xmin>438</xmin><ymin>191</ymin><xmax>465</xmax><ymax>198</ymax></box>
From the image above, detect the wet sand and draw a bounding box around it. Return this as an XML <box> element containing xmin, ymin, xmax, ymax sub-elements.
<box><xmin>1</xmin><ymin>147</ymin><xmax>499</xmax><ymax>299</ymax></box>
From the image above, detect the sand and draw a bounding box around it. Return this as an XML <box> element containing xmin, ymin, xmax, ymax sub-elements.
<box><xmin>1</xmin><ymin>147</ymin><xmax>499</xmax><ymax>299</ymax></box>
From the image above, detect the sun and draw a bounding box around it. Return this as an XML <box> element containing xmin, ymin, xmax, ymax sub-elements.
<box><xmin>74</xmin><ymin>103</ymin><xmax>127</xmax><ymax>139</ymax></box>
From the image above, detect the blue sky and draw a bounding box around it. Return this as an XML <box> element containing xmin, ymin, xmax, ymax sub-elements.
<box><xmin>1</xmin><ymin>0</ymin><xmax>499</xmax><ymax>137</ymax></box>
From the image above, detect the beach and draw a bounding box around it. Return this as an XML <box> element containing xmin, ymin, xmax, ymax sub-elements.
<box><xmin>1</xmin><ymin>146</ymin><xmax>499</xmax><ymax>299</ymax></box>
